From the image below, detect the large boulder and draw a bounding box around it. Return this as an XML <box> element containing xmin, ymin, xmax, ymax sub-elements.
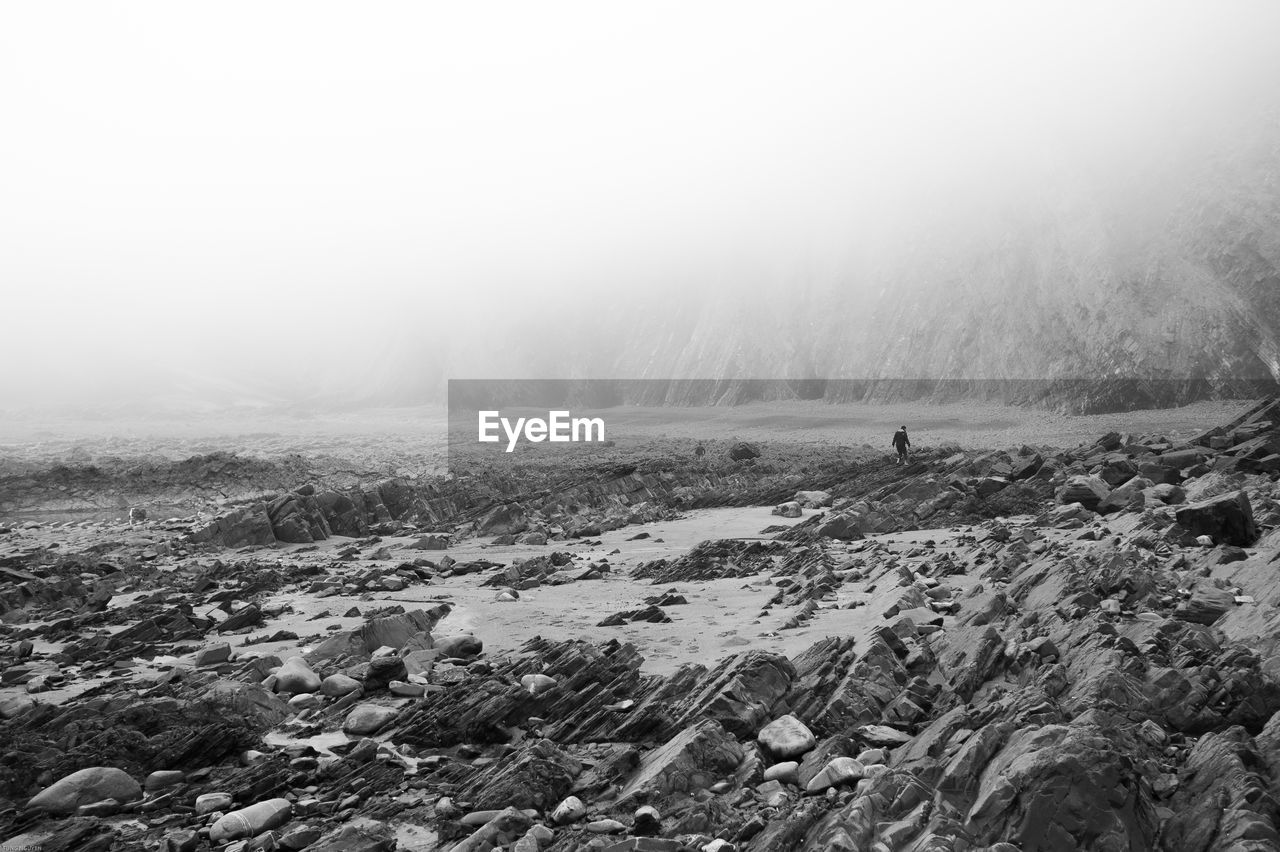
<box><xmin>1009</xmin><ymin>453</ymin><xmax>1044</xmax><ymax>480</ymax></box>
<box><xmin>1097</xmin><ymin>477</ymin><xmax>1153</xmax><ymax>514</ymax></box>
<box><xmin>274</xmin><ymin>657</ymin><xmax>322</xmax><ymax>694</ymax></box>
<box><xmin>1175</xmin><ymin>585</ymin><xmax>1236</xmax><ymax>626</ymax></box>
<box><xmin>201</xmin><ymin>679</ymin><xmax>292</xmax><ymax>727</ymax></box>
<box><xmin>209</xmin><ymin>799</ymin><xmax>293</xmax><ymax>844</ymax></box>
<box><xmin>1174</xmin><ymin>490</ymin><xmax>1257</xmax><ymax>546</ymax></box>
<box><xmin>816</xmin><ymin>513</ymin><xmax>864</xmax><ymax>541</ymax></box>
<box><xmin>729</xmin><ymin>442</ymin><xmax>761</xmax><ymax>461</ymax></box>
<box><xmin>804</xmin><ymin>756</ymin><xmax>867</xmax><ymax>793</ymax></box>
<box><xmin>27</xmin><ymin>767</ymin><xmax>142</xmax><ymax>814</ymax></box>
<box><xmin>407</xmin><ymin>534</ymin><xmax>450</xmax><ymax>550</ymax></box>
<box><xmin>672</xmin><ymin>651</ymin><xmax>795</xmax><ymax>737</ymax></box>
<box><xmin>306</xmin><ymin>606</ymin><xmax>451</xmax><ymax>663</ymax></box>
<box><xmin>478</xmin><ymin>504</ymin><xmax>529</xmax><ymax>537</ymax></box>
<box><xmin>343</xmin><ymin>704</ymin><xmax>400</xmax><ymax>736</ymax></box>
<box><xmin>435</xmin><ymin>634</ymin><xmax>483</xmax><ymax>659</ymax></box>
<box><xmin>616</xmin><ymin>720</ymin><xmax>744</xmax><ymax>802</ymax></box>
<box><xmin>267</xmin><ymin>494</ymin><xmax>331</xmax><ymax>544</ymax></box>
<box><xmin>772</xmin><ymin>502</ymin><xmax>803</xmax><ymax>518</ymax></box>
<box><xmin>187</xmin><ymin>504</ymin><xmax>275</xmax><ymax>548</ymax></box>
<box><xmin>964</xmin><ymin>723</ymin><xmax>1158</xmax><ymax>849</ymax></box>
<box><xmin>303</xmin><ymin>819</ymin><xmax>397</xmax><ymax>852</ymax></box>
<box><xmin>1056</xmin><ymin>476</ymin><xmax>1110</xmax><ymax>512</ymax></box>
<box><xmin>974</xmin><ymin>477</ymin><xmax>1010</xmax><ymax>498</ymax></box>
<box><xmin>314</xmin><ymin>490</ymin><xmax>369</xmax><ymax>536</ymax></box>
<box><xmin>1162</xmin><ymin>727</ymin><xmax>1280</xmax><ymax>851</ymax></box>
<box><xmin>1159</xmin><ymin>447</ymin><xmax>1208</xmax><ymax>471</ymax></box>
<box><xmin>460</xmin><ymin>740</ymin><xmax>584</xmax><ymax>811</ymax></box>
<box><xmin>0</xmin><ymin>694</ymin><xmax>36</xmax><ymax>719</ymax></box>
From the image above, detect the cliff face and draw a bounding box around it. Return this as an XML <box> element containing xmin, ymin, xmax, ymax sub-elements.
<box><xmin>503</xmin><ymin>117</ymin><xmax>1280</xmax><ymax>413</ymax></box>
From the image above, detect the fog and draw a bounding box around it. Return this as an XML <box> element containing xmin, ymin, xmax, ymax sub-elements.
<box><xmin>4</xmin><ymin>2</ymin><xmax>1280</xmax><ymax>412</ymax></box>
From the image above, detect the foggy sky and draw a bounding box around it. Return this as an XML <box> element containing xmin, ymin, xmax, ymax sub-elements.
<box><xmin>4</xmin><ymin>2</ymin><xmax>1280</xmax><ymax>411</ymax></box>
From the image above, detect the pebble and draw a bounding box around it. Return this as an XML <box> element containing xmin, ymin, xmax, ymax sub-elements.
<box><xmin>389</xmin><ymin>680</ymin><xmax>426</xmax><ymax>697</ymax></box>
<box><xmin>288</xmin><ymin>692</ymin><xmax>323</xmax><ymax>711</ymax></box>
<box><xmin>195</xmin><ymin>792</ymin><xmax>234</xmax><ymax>814</ymax></box>
<box><xmin>552</xmin><ymin>794</ymin><xmax>587</xmax><ymax>824</ymax></box>
<box><xmin>144</xmin><ymin>770</ymin><xmax>185</xmax><ymax>791</ymax></box>
<box><xmin>521</xmin><ymin>673</ymin><xmax>558</xmax><ymax>695</ymax></box>
<box><xmin>762</xmin><ymin>761</ymin><xmax>799</xmax><ymax>784</ymax></box>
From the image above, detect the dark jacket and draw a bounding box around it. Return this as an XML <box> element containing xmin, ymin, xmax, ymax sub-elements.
<box><xmin>892</xmin><ymin>429</ymin><xmax>910</xmax><ymax>450</ymax></box>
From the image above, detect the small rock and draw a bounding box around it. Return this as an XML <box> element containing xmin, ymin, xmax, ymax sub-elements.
<box><xmin>196</xmin><ymin>792</ymin><xmax>234</xmax><ymax>814</ymax></box>
<box><xmin>552</xmin><ymin>795</ymin><xmax>587</xmax><ymax>824</ymax></box>
<box><xmin>521</xmin><ymin>674</ymin><xmax>557</xmax><ymax>695</ymax></box>
<box><xmin>633</xmin><ymin>805</ymin><xmax>662</xmax><ymax>835</ymax></box>
<box><xmin>194</xmin><ymin>643</ymin><xmax>232</xmax><ymax>667</ymax></box>
<box><xmin>165</xmin><ymin>830</ymin><xmax>200</xmax><ymax>852</ymax></box>
<box><xmin>772</xmin><ymin>502</ymin><xmax>803</xmax><ymax>518</ymax></box>
<box><xmin>144</xmin><ymin>770</ymin><xmax>185</xmax><ymax>792</ymax></box>
<box><xmin>289</xmin><ymin>693</ymin><xmax>323</xmax><ymax>712</ymax></box>
<box><xmin>390</xmin><ymin>680</ymin><xmax>425</xmax><ymax>697</ymax></box>
<box><xmin>762</xmin><ymin>761</ymin><xmax>799</xmax><ymax>784</ymax></box>
<box><xmin>279</xmin><ymin>824</ymin><xmax>323</xmax><ymax>851</ymax></box>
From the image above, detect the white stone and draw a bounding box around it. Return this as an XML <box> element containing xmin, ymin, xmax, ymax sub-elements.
<box><xmin>757</xmin><ymin>715</ymin><xmax>816</xmax><ymax>759</ymax></box>
<box><xmin>551</xmin><ymin>795</ymin><xmax>586</xmax><ymax>825</ymax></box>
<box><xmin>195</xmin><ymin>792</ymin><xmax>233</xmax><ymax>814</ymax></box>
<box><xmin>520</xmin><ymin>674</ymin><xmax>557</xmax><ymax>695</ymax></box>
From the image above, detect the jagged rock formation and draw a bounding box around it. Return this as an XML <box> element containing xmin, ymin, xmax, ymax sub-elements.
<box><xmin>10</xmin><ymin>401</ymin><xmax>1280</xmax><ymax>848</ymax></box>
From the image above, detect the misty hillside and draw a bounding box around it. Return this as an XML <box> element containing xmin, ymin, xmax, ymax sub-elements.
<box><xmin>481</xmin><ymin>114</ymin><xmax>1280</xmax><ymax>414</ymax></box>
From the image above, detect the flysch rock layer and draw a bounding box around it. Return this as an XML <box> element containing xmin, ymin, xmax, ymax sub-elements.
<box><xmin>5</xmin><ymin>399</ymin><xmax>1280</xmax><ymax>849</ymax></box>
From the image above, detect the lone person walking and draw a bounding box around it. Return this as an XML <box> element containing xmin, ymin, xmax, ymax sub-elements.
<box><xmin>892</xmin><ymin>426</ymin><xmax>911</xmax><ymax>465</ymax></box>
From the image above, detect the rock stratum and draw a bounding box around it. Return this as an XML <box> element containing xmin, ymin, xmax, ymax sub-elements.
<box><xmin>7</xmin><ymin>400</ymin><xmax>1280</xmax><ymax>849</ymax></box>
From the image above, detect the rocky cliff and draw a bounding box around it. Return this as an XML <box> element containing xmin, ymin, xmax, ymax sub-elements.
<box><xmin>469</xmin><ymin>115</ymin><xmax>1280</xmax><ymax>414</ymax></box>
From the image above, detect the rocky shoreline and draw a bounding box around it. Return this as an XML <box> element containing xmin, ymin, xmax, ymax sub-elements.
<box><xmin>5</xmin><ymin>400</ymin><xmax>1280</xmax><ymax>850</ymax></box>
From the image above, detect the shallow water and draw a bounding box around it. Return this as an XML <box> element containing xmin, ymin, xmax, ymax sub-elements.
<box><xmin>262</xmin><ymin>728</ymin><xmax>351</xmax><ymax>755</ymax></box>
<box><xmin>2</xmin><ymin>504</ymin><xmax>195</xmax><ymax>524</ymax></box>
